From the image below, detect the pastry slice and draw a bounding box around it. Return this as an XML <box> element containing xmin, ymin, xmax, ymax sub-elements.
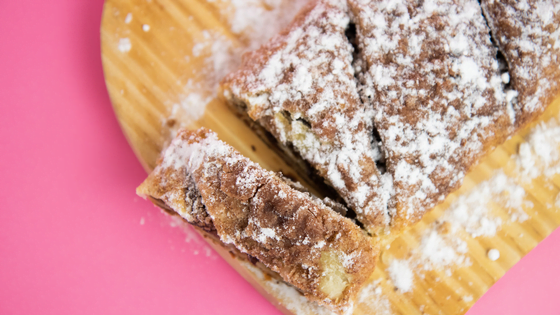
<box><xmin>137</xmin><ymin>128</ymin><xmax>377</xmax><ymax>314</ymax></box>
<box><xmin>480</xmin><ymin>0</ymin><xmax>560</xmax><ymax>128</ymax></box>
<box><xmin>221</xmin><ymin>0</ymin><xmax>391</xmax><ymax>231</ymax></box>
<box><xmin>348</xmin><ymin>0</ymin><xmax>515</xmax><ymax>231</ymax></box>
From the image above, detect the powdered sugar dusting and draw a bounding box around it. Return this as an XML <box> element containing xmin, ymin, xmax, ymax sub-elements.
<box><xmin>223</xmin><ymin>0</ymin><xmax>386</xmax><ymax>229</ymax></box>
<box><xmin>376</xmin><ymin>167</ymin><xmax>536</xmax><ymax>284</ymax></box>
<box><xmin>392</xmin><ymin>110</ymin><xmax>559</xmax><ymax>277</ymax></box>
<box><xmin>124</xmin><ymin>13</ymin><xmax>133</xmax><ymax>24</ymax></box>
<box><xmin>514</xmin><ymin>115</ymin><xmax>560</xmax><ymax>182</ymax></box>
<box><xmin>443</xmin><ymin>171</ymin><xmax>531</xmax><ymax>238</ymax></box>
<box><xmin>388</xmin><ymin>259</ymin><xmax>413</xmax><ymax>292</ymax></box>
<box><xmin>160</xmin><ymin>129</ymin><xmax>234</xmax><ymax>172</ymax></box>
<box><xmin>357</xmin><ymin>281</ymin><xmax>393</xmax><ymax>315</ymax></box>
<box><xmin>169</xmin><ymin>80</ymin><xmax>214</xmax><ymax>127</ymax></box>
<box><xmin>213</xmin><ymin>0</ymin><xmax>309</xmax><ymax>50</ymax></box>
<box><xmin>118</xmin><ymin>37</ymin><xmax>131</xmax><ymax>53</ymax></box>
<box><xmin>417</xmin><ymin>227</ymin><xmax>470</xmax><ymax>271</ymax></box>
<box><xmin>368</xmin><ymin>169</ymin><xmax>535</xmax><ymax>297</ymax></box>
<box><xmin>351</xmin><ymin>0</ymin><xmax>514</xmax><ymax>225</ymax></box>
<box><xmin>404</xmin><ymin>170</ymin><xmax>530</xmax><ymax>274</ymax></box>
<box><xmin>167</xmin><ymin>0</ymin><xmax>306</xmax><ymax>128</ymax></box>
<box><xmin>169</xmin><ymin>32</ymin><xmax>240</xmax><ymax>127</ymax></box>
<box><xmin>481</xmin><ymin>0</ymin><xmax>560</xmax><ymax>124</ymax></box>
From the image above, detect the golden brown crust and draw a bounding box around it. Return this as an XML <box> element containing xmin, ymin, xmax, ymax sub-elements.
<box><xmin>138</xmin><ymin>128</ymin><xmax>377</xmax><ymax>314</ymax></box>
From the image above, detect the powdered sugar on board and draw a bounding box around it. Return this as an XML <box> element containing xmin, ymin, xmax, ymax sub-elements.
<box><xmin>363</xmin><ymin>110</ymin><xmax>560</xmax><ymax>300</ymax></box>
<box><xmin>442</xmin><ymin>171</ymin><xmax>531</xmax><ymax>237</ymax></box>
<box><xmin>208</xmin><ymin>0</ymin><xmax>310</xmax><ymax>50</ymax></box>
<box><xmin>514</xmin><ymin>115</ymin><xmax>560</xmax><ymax>182</ymax></box>
<box><xmin>167</xmin><ymin>31</ymin><xmax>241</xmax><ymax>128</ymax></box>
<box><xmin>166</xmin><ymin>0</ymin><xmax>308</xmax><ymax>128</ymax></box>
<box><xmin>383</xmin><ymin>169</ymin><xmax>532</xmax><ymax>293</ymax></box>
<box><xmin>357</xmin><ymin>281</ymin><xmax>393</xmax><ymax>315</ymax></box>
<box><xmin>388</xmin><ymin>259</ymin><xmax>413</xmax><ymax>292</ymax></box>
<box><xmin>118</xmin><ymin>37</ymin><xmax>131</xmax><ymax>53</ymax></box>
<box><xmin>416</xmin><ymin>227</ymin><xmax>471</xmax><ymax>272</ymax></box>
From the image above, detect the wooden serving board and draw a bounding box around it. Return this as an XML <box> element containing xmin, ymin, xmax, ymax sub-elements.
<box><xmin>101</xmin><ymin>0</ymin><xmax>560</xmax><ymax>314</ymax></box>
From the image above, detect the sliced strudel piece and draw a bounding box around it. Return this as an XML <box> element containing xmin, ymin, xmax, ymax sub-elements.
<box><xmin>481</xmin><ymin>0</ymin><xmax>560</xmax><ymax>128</ymax></box>
<box><xmin>348</xmin><ymin>0</ymin><xmax>515</xmax><ymax>231</ymax></box>
<box><xmin>137</xmin><ymin>128</ymin><xmax>376</xmax><ymax>314</ymax></box>
<box><xmin>221</xmin><ymin>0</ymin><xmax>391</xmax><ymax>231</ymax></box>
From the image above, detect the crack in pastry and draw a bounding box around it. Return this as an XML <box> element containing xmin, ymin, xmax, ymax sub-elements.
<box><xmin>221</xmin><ymin>0</ymin><xmax>526</xmax><ymax>236</ymax></box>
<box><xmin>348</xmin><ymin>0</ymin><xmax>516</xmax><ymax>232</ymax></box>
<box><xmin>137</xmin><ymin>128</ymin><xmax>377</xmax><ymax>314</ymax></box>
<box><xmin>480</xmin><ymin>0</ymin><xmax>560</xmax><ymax>128</ymax></box>
<box><xmin>221</xmin><ymin>0</ymin><xmax>391</xmax><ymax>234</ymax></box>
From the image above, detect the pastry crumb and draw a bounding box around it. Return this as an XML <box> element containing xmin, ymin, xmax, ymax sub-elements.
<box><xmin>118</xmin><ymin>38</ymin><xmax>131</xmax><ymax>53</ymax></box>
<box><xmin>487</xmin><ymin>249</ymin><xmax>500</xmax><ymax>261</ymax></box>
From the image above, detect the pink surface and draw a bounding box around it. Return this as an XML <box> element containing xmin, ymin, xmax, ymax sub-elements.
<box><xmin>0</xmin><ymin>1</ymin><xmax>558</xmax><ymax>314</ymax></box>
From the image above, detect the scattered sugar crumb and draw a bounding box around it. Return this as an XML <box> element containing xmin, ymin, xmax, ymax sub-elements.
<box><xmin>358</xmin><ymin>281</ymin><xmax>393</xmax><ymax>315</ymax></box>
<box><xmin>218</xmin><ymin>0</ymin><xmax>309</xmax><ymax>50</ymax></box>
<box><xmin>118</xmin><ymin>38</ymin><xmax>131</xmax><ymax>53</ymax></box>
<box><xmin>487</xmin><ymin>249</ymin><xmax>500</xmax><ymax>261</ymax></box>
<box><xmin>515</xmin><ymin>116</ymin><xmax>560</xmax><ymax>182</ymax></box>
<box><xmin>443</xmin><ymin>170</ymin><xmax>530</xmax><ymax>238</ymax></box>
<box><xmin>142</xmin><ymin>24</ymin><xmax>150</xmax><ymax>32</ymax></box>
<box><xmin>388</xmin><ymin>260</ymin><xmax>414</xmax><ymax>293</ymax></box>
<box><xmin>169</xmin><ymin>80</ymin><xmax>213</xmax><ymax>128</ymax></box>
<box><xmin>417</xmin><ymin>228</ymin><xmax>470</xmax><ymax>271</ymax></box>
<box><xmin>125</xmin><ymin>13</ymin><xmax>133</xmax><ymax>24</ymax></box>
<box><xmin>168</xmin><ymin>216</ymin><xmax>216</xmax><ymax>259</ymax></box>
<box><xmin>501</xmin><ymin>72</ymin><xmax>510</xmax><ymax>84</ymax></box>
<box><xmin>411</xmin><ymin>170</ymin><xmax>530</xmax><ymax>273</ymax></box>
<box><xmin>182</xmin><ymin>220</ymin><xmax>204</xmax><ymax>243</ymax></box>
<box><xmin>169</xmin><ymin>32</ymin><xmax>239</xmax><ymax>127</ymax></box>
<box><xmin>556</xmin><ymin>193</ymin><xmax>560</xmax><ymax>209</ymax></box>
<box><xmin>167</xmin><ymin>1</ymin><xmax>306</xmax><ymax>128</ymax></box>
<box><xmin>464</xmin><ymin>295</ymin><xmax>473</xmax><ymax>303</ymax></box>
<box><xmin>192</xmin><ymin>32</ymin><xmax>239</xmax><ymax>83</ymax></box>
<box><xmin>140</xmin><ymin>217</ymin><xmax>145</xmax><ymax>225</ymax></box>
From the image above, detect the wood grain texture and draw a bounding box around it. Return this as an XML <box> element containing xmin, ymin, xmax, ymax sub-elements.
<box><xmin>100</xmin><ymin>0</ymin><xmax>560</xmax><ymax>314</ymax></box>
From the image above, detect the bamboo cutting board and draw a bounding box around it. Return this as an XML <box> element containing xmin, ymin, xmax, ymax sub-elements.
<box><xmin>100</xmin><ymin>0</ymin><xmax>560</xmax><ymax>314</ymax></box>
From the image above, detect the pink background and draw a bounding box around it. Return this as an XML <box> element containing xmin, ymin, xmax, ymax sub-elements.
<box><xmin>0</xmin><ymin>0</ymin><xmax>559</xmax><ymax>314</ymax></box>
